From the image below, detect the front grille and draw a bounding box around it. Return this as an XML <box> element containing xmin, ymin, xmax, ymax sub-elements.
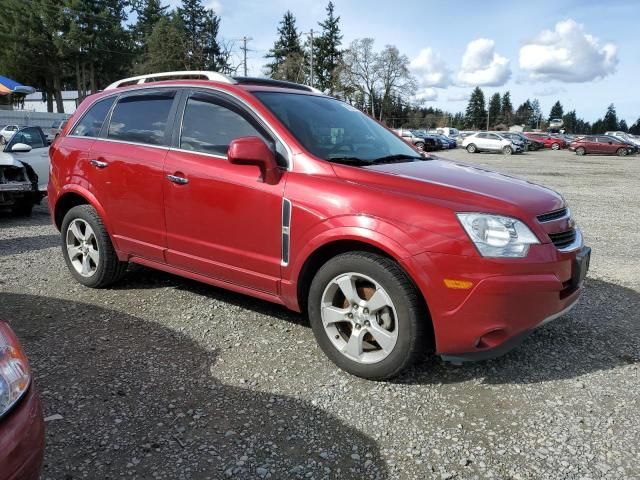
<box><xmin>537</xmin><ymin>208</ymin><xmax>568</xmax><ymax>223</ymax></box>
<box><xmin>548</xmin><ymin>229</ymin><xmax>576</xmax><ymax>249</ymax></box>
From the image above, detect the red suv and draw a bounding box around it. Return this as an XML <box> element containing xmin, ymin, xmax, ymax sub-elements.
<box><xmin>569</xmin><ymin>135</ymin><xmax>633</xmax><ymax>156</ymax></box>
<box><xmin>48</xmin><ymin>72</ymin><xmax>590</xmax><ymax>379</ymax></box>
<box><xmin>523</xmin><ymin>133</ymin><xmax>566</xmax><ymax>150</ymax></box>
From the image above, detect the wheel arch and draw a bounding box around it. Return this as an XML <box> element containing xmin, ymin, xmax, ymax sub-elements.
<box><xmin>53</xmin><ymin>186</ymin><xmax>112</xmax><ymax>235</ymax></box>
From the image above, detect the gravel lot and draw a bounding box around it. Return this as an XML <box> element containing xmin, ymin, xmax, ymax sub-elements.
<box><xmin>1</xmin><ymin>148</ymin><xmax>638</xmax><ymax>479</ymax></box>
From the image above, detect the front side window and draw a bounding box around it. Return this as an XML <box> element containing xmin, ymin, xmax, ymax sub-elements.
<box><xmin>7</xmin><ymin>127</ymin><xmax>46</xmax><ymax>149</ymax></box>
<box><xmin>254</xmin><ymin>92</ymin><xmax>420</xmax><ymax>165</ymax></box>
<box><xmin>108</xmin><ymin>91</ymin><xmax>176</xmax><ymax>146</ymax></box>
<box><xmin>180</xmin><ymin>94</ymin><xmax>266</xmax><ymax>156</ymax></box>
<box><xmin>71</xmin><ymin>96</ymin><xmax>116</xmax><ymax>138</ymax></box>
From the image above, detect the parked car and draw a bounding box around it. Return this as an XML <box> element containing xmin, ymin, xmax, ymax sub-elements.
<box><xmin>2</xmin><ymin>126</ymin><xmax>50</xmax><ymax>194</ymax></box>
<box><xmin>0</xmin><ymin>145</ymin><xmax>39</xmax><ymax>216</ymax></box>
<box><xmin>570</xmin><ymin>135</ymin><xmax>635</xmax><ymax>156</ymax></box>
<box><xmin>432</xmin><ymin>127</ymin><xmax>460</xmax><ymax>139</ymax></box>
<box><xmin>605</xmin><ymin>131</ymin><xmax>640</xmax><ymax>148</ymax></box>
<box><xmin>523</xmin><ymin>133</ymin><xmax>566</xmax><ymax>150</ymax></box>
<box><xmin>0</xmin><ymin>321</ymin><xmax>45</xmax><ymax>480</ymax></box>
<box><xmin>393</xmin><ymin>128</ymin><xmax>439</xmax><ymax>152</ymax></box>
<box><xmin>462</xmin><ymin>131</ymin><xmax>523</xmax><ymax>154</ymax></box>
<box><xmin>430</xmin><ymin>133</ymin><xmax>457</xmax><ymax>149</ymax></box>
<box><xmin>503</xmin><ymin>132</ymin><xmax>544</xmax><ymax>151</ymax></box>
<box><xmin>0</xmin><ymin>125</ymin><xmax>21</xmax><ymax>145</ymax></box>
<box><xmin>47</xmin><ymin>119</ymin><xmax>67</xmax><ymax>143</ymax></box>
<box><xmin>48</xmin><ymin>71</ymin><xmax>590</xmax><ymax>379</ymax></box>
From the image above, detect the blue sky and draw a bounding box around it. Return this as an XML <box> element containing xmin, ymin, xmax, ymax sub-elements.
<box><xmin>165</xmin><ymin>0</ymin><xmax>639</xmax><ymax>124</ymax></box>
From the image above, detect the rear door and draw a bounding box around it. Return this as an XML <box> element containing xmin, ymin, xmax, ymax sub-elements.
<box><xmin>90</xmin><ymin>88</ymin><xmax>180</xmax><ymax>261</ymax></box>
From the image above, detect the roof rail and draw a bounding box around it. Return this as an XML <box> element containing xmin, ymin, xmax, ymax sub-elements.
<box><xmin>104</xmin><ymin>71</ymin><xmax>237</xmax><ymax>90</ymax></box>
<box><xmin>233</xmin><ymin>76</ymin><xmax>323</xmax><ymax>94</ymax></box>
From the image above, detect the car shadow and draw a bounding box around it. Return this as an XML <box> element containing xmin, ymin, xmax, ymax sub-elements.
<box><xmin>0</xmin><ymin>234</ymin><xmax>59</xmax><ymax>257</ymax></box>
<box><xmin>1</xmin><ymin>292</ymin><xmax>388</xmax><ymax>480</ymax></box>
<box><xmin>117</xmin><ymin>269</ymin><xmax>638</xmax><ymax>386</ymax></box>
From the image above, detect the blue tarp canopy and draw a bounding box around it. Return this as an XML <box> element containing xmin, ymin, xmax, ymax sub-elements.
<box><xmin>0</xmin><ymin>75</ymin><xmax>36</xmax><ymax>95</ymax></box>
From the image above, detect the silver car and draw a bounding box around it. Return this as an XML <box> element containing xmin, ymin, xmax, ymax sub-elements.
<box><xmin>0</xmin><ymin>125</ymin><xmax>20</xmax><ymax>145</ymax></box>
<box><xmin>1</xmin><ymin>126</ymin><xmax>50</xmax><ymax>194</ymax></box>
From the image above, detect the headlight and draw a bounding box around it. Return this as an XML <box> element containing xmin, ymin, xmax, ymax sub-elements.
<box><xmin>457</xmin><ymin>213</ymin><xmax>539</xmax><ymax>257</ymax></box>
<box><xmin>0</xmin><ymin>323</ymin><xmax>31</xmax><ymax>418</ymax></box>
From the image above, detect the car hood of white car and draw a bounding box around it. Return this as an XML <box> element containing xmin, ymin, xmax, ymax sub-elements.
<box><xmin>0</xmin><ymin>152</ymin><xmax>26</xmax><ymax>168</ymax></box>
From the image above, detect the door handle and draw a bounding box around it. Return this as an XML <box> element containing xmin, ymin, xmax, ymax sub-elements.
<box><xmin>90</xmin><ymin>159</ymin><xmax>108</xmax><ymax>169</ymax></box>
<box><xmin>166</xmin><ymin>174</ymin><xmax>189</xmax><ymax>185</ymax></box>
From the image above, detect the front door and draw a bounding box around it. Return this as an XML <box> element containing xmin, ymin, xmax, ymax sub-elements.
<box><xmin>4</xmin><ymin>126</ymin><xmax>50</xmax><ymax>192</ymax></box>
<box><xmin>163</xmin><ymin>90</ymin><xmax>286</xmax><ymax>294</ymax></box>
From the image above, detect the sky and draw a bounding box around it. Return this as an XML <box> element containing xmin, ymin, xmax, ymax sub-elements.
<box><xmin>164</xmin><ymin>0</ymin><xmax>640</xmax><ymax>124</ymax></box>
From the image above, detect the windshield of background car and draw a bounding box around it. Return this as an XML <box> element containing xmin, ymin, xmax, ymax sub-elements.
<box><xmin>253</xmin><ymin>92</ymin><xmax>419</xmax><ymax>163</ymax></box>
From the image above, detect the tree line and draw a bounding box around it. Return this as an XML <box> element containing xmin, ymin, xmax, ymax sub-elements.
<box><xmin>1</xmin><ymin>0</ymin><xmax>638</xmax><ymax>135</ymax></box>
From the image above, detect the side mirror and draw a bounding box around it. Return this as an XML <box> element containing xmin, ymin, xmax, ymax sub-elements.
<box><xmin>227</xmin><ymin>136</ymin><xmax>281</xmax><ymax>185</ymax></box>
<box><xmin>10</xmin><ymin>142</ymin><xmax>32</xmax><ymax>153</ymax></box>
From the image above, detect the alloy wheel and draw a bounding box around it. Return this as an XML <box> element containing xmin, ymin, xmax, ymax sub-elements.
<box><xmin>321</xmin><ymin>272</ymin><xmax>399</xmax><ymax>364</ymax></box>
<box><xmin>66</xmin><ymin>219</ymin><xmax>99</xmax><ymax>277</ymax></box>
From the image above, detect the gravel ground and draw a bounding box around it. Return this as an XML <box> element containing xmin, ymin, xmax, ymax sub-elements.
<box><xmin>0</xmin><ymin>148</ymin><xmax>638</xmax><ymax>479</ymax></box>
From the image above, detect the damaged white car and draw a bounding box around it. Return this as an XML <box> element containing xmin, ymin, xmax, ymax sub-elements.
<box><xmin>0</xmin><ymin>143</ymin><xmax>39</xmax><ymax>216</ymax></box>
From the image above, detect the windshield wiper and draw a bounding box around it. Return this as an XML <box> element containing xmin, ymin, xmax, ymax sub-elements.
<box><xmin>326</xmin><ymin>156</ymin><xmax>373</xmax><ymax>166</ymax></box>
<box><xmin>371</xmin><ymin>154</ymin><xmax>425</xmax><ymax>164</ymax></box>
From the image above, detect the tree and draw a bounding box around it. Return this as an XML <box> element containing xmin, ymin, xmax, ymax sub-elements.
<box><xmin>341</xmin><ymin>38</ymin><xmax>381</xmax><ymax>117</ymax></box>
<box><xmin>137</xmin><ymin>15</ymin><xmax>187</xmax><ymax>73</ymax></box>
<box><xmin>629</xmin><ymin>119</ymin><xmax>640</xmax><ymax>135</ymax></box>
<box><xmin>619</xmin><ymin>119</ymin><xmax>629</xmax><ymax>132</ymax></box>
<box><xmin>178</xmin><ymin>0</ymin><xmax>226</xmax><ymax>71</ymax></box>
<box><xmin>501</xmin><ymin>91</ymin><xmax>513</xmax><ymax>125</ymax></box>
<box><xmin>488</xmin><ymin>92</ymin><xmax>501</xmax><ymax>128</ymax></box>
<box><xmin>548</xmin><ymin>100</ymin><xmax>564</xmax><ymax>121</ymax></box>
<box><xmin>464</xmin><ymin>87</ymin><xmax>486</xmax><ymax>129</ymax></box>
<box><xmin>603</xmin><ymin>104</ymin><xmax>618</xmax><ymax>132</ymax></box>
<box><xmin>514</xmin><ymin>100</ymin><xmax>532</xmax><ymax>126</ymax></box>
<box><xmin>375</xmin><ymin>45</ymin><xmax>414</xmax><ymax>121</ymax></box>
<box><xmin>133</xmin><ymin>0</ymin><xmax>168</xmax><ymax>44</ymax></box>
<box><xmin>562</xmin><ymin>110</ymin><xmax>578</xmax><ymax>133</ymax></box>
<box><xmin>314</xmin><ymin>2</ymin><xmax>342</xmax><ymax>94</ymax></box>
<box><xmin>265</xmin><ymin>11</ymin><xmax>304</xmax><ymax>81</ymax></box>
<box><xmin>531</xmin><ymin>99</ymin><xmax>543</xmax><ymax>129</ymax></box>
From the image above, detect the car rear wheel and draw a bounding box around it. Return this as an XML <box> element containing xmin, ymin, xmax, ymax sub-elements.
<box><xmin>414</xmin><ymin>142</ymin><xmax>425</xmax><ymax>152</ymax></box>
<box><xmin>308</xmin><ymin>252</ymin><xmax>428</xmax><ymax>379</ymax></box>
<box><xmin>502</xmin><ymin>146</ymin><xmax>513</xmax><ymax>155</ymax></box>
<box><xmin>617</xmin><ymin>147</ymin><xmax>628</xmax><ymax>156</ymax></box>
<box><xmin>576</xmin><ymin>147</ymin><xmax>586</xmax><ymax>156</ymax></box>
<box><xmin>551</xmin><ymin>143</ymin><xmax>560</xmax><ymax>150</ymax></box>
<box><xmin>61</xmin><ymin>205</ymin><xmax>127</xmax><ymax>288</ymax></box>
<box><xmin>466</xmin><ymin>144</ymin><xmax>477</xmax><ymax>153</ymax></box>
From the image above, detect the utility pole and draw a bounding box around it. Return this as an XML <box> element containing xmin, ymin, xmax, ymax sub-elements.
<box><xmin>486</xmin><ymin>110</ymin><xmax>490</xmax><ymax>131</ymax></box>
<box><xmin>239</xmin><ymin>36</ymin><xmax>253</xmax><ymax>77</ymax></box>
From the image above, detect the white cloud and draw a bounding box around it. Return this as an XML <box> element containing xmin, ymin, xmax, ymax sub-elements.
<box><xmin>447</xmin><ymin>92</ymin><xmax>470</xmax><ymax>102</ymax></box>
<box><xmin>205</xmin><ymin>0</ymin><xmax>223</xmax><ymax>13</ymax></box>
<box><xmin>519</xmin><ymin>19</ymin><xmax>618</xmax><ymax>82</ymax></box>
<box><xmin>533</xmin><ymin>86</ymin><xmax>567</xmax><ymax>97</ymax></box>
<box><xmin>414</xmin><ymin>88</ymin><xmax>438</xmax><ymax>102</ymax></box>
<box><xmin>456</xmin><ymin>38</ymin><xmax>511</xmax><ymax>87</ymax></box>
<box><xmin>410</xmin><ymin>48</ymin><xmax>452</xmax><ymax>88</ymax></box>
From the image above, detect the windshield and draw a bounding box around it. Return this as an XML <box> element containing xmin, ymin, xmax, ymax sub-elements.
<box><xmin>253</xmin><ymin>92</ymin><xmax>421</xmax><ymax>164</ymax></box>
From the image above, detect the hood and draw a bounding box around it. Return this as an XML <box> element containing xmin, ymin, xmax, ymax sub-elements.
<box><xmin>0</xmin><ymin>152</ymin><xmax>24</xmax><ymax>168</ymax></box>
<box><xmin>353</xmin><ymin>158</ymin><xmax>564</xmax><ymax>216</ymax></box>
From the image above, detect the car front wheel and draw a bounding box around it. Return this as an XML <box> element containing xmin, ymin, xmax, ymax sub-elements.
<box><xmin>576</xmin><ymin>147</ymin><xmax>586</xmax><ymax>156</ymax></box>
<box><xmin>466</xmin><ymin>144</ymin><xmax>477</xmax><ymax>153</ymax></box>
<box><xmin>414</xmin><ymin>142</ymin><xmax>425</xmax><ymax>152</ymax></box>
<box><xmin>551</xmin><ymin>143</ymin><xmax>560</xmax><ymax>150</ymax></box>
<box><xmin>61</xmin><ymin>205</ymin><xmax>127</xmax><ymax>288</ymax></box>
<box><xmin>308</xmin><ymin>252</ymin><xmax>428</xmax><ymax>379</ymax></box>
<box><xmin>502</xmin><ymin>146</ymin><xmax>513</xmax><ymax>155</ymax></box>
<box><xmin>617</xmin><ymin>147</ymin><xmax>628</xmax><ymax>156</ymax></box>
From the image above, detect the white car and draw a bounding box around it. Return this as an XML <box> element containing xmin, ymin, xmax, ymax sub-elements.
<box><xmin>1</xmin><ymin>126</ymin><xmax>49</xmax><ymax>194</ymax></box>
<box><xmin>462</xmin><ymin>132</ymin><xmax>522</xmax><ymax>155</ymax></box>
<box><xmin>605</xmin><ymin>131</ymin><xmax>640</xmax><ymax>148</ymax></box>
<box><xmin>0</xmin><ymin>125</ymin><xmax>21</xmax><ymax>145</ymax></box>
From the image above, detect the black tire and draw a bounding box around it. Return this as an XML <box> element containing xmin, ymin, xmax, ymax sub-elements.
<box><xmin>414</xmin><ymin>142</ymin><xmax>425</xmax><ymax>152</ymax></box>
<box><xmin>11</xmin><ymin>199</ymin><xmax>33</xmax><ymax>217</ymax></box>
<box><xmin>502</xmin><ymin>146</ymin><xmax>513</xmax><ymax>155</ymax></box>
<box><xmin>60</xmin><ymin>205</ymin><xmax>127</xmax><ymax>288</ymax></box>
<box><xmin>466</xmin><ymin>144</ymin><xmax>477</xmax><ymax>153</ymax></box>
<box><xmin>576</xmin><ymin>147</ymin><xmax>586</xmax><ymax>156</ymax></box>
<box><xmin>308</xmin><ymin>252</ymin><xmax>429</xmax><ymax>380</ymax></box>
<box><xmin>616</xmin><ymin>147</ymin><xmax>628</xmax><ymax>156</ymax></box>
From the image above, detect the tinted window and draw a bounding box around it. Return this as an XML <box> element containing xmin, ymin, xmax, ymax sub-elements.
<box><xmin>71</xmin><ymin>97</ymin><xmax>116</xmax><ymax>137</ymax></box>
<box><xmin>108</xmin><ymin>91</ymin><xmax>175</xmax><ymax>146</ymax></box>
<box><xmin>477</xmin><ymin>133</ymin><xmax>487</xmax><ymax>139</ymax></box>
<box><xmin>180</xmin><ymin>94</ymin><xmax>266</xmax><ymax>156</ymax></box>
<box><xmin>9</xmin><ymin>127</ymin><xmax>46</xmax><ymax>149</ymax></box>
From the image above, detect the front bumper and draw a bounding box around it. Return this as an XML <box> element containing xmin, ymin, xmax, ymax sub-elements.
<box><xmin>0</xmin><ymin>385</ymin><xmax>45</xmax><ymax>480</ymax></box>
<box><xmin>407</xmin><ymin>242</ymin><xmax>590</xmax><ymax>361</ymax></box>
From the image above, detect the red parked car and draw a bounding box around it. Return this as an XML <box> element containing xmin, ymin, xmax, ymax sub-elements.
<box><xmin>48</xmin><ymin>72</ymin><xmax>590</xmax><ymax>379</ymax></box>
<box><xmin>0</xmin><ymin>322</ymin><xmax>45</xmax><ymax>480</ymax></box>
<box><xmin>569</xmin><ymin>135</ymin><xmax>633</xmax><ymax>156</ymax></box>
<box><xmin>523</xmin><ymin>132</ymin><xmax>566</xmax><ymax>150</ymax></box>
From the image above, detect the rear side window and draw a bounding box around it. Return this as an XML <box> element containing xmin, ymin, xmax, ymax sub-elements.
<box><xmin>71</xmin><ymin>96</ymin><xmax>116</xmax><ymax>137</ymax></box>
<box><xmin>108</xmin><ymin>91</ymin><xmax>176</xmax><ymax>146</ymax></box>
<box><xmin>180</xmin><ymin>93</ymin><xmax>266</xmax><ymax>156</ymax></box>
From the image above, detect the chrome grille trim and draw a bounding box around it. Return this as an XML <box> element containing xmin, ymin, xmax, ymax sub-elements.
<box><xmin>537</xmin><ymin>207</ymin><xmax>570</xmax><ymax>223</ymax></box>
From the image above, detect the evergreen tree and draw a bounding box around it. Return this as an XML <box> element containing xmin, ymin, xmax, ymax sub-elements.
<box><xmin>137</xmin><ymin>14</ymin><xmax>187</xmax><ymax>73</ymax></box>
<box><xmin>178</xmin><ymin>0</ymin><xmax>225</xmax><ymax>71</ymax></box>
<box><xmin>465</xmin><ymin>87</ymin><xmax>486</xmax><ymax>129</ymax></box>
<box><xmin>562</xmin><ymin>110</ymin><xmax>577</xmax><ymax>133</ymax></box>
<box><xmin>133</xmin><ymin>0</ymin><xmax>168</xmax><ymax>43</ymax></box>
<box><xmin>265</xmin><ymin>11</ymin><xmax>304</xmax><ymax>81</ymax></box>
<box><xmin>314</xmin><ymin>2</ymin><xmax>343</xmax><ymax>93</ymax></box>
<box><xmin>514</xmin><ymin>99</ymin><xmax>533</xmax><ymax>126</ymax></box>
<box><xmin>549</xmin><ymin>100</ymin><xmax>564</xmax><ymax>121</ymax></box>
<box><xmin>603</xmin><ymin>104</ymin><xmax>618</xmax><ymax>131</ymax></box>
<box><xmin>501</xmin><ymin>91</ymin><xmax>513</xmax><ymax>124</ymax></box>
<box><xmin>619</xmin><ymin>119</ymin><xmax>628</xmax><ymax>132</ymax></box>
<box><xmin>629</xmin><ymin>119</ymin><xmax>640</xmax><ymax>135</ymax></box>
<box><xmin>488</xmin><ymin>92</ymin><xmax>501</xmax><ymax>128</ymax></box>
<box><xmin>530</xmin><ymin>99</ymin><xmax>543</xmax><ymax>129</ymax></box>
